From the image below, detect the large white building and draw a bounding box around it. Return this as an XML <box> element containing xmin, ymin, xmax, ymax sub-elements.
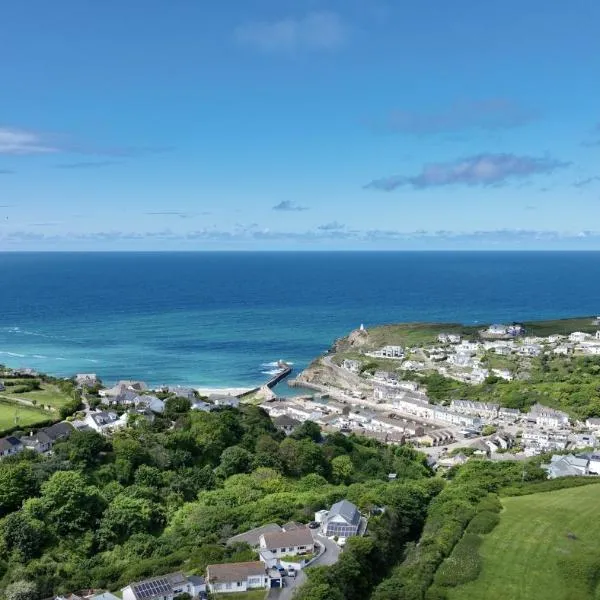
<box><xmin>206</xmin><ymin>562</ymin><xmax>275</xmax><ymax>594</ymax></box>
<box><xmin>451</xmin><ymin>400</ymin><xmax>499</xmax><ymax>419</ymax></box>
<box><xmin>528</xmin><ymin>403</ymin><xmax>570</xmax><ymax>429</ymax></box>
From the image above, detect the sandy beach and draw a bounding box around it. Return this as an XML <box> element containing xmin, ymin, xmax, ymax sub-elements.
<box><xmin>196</xmin><ymin>387</ymin><xmax>252</xmax><ymax>397</ymax></box>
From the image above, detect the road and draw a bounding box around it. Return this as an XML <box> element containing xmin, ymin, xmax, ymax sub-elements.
<box><xmin>267</xmin><ymin>532</ymin><xmax>341</xmax><ymax>600</ymax></box>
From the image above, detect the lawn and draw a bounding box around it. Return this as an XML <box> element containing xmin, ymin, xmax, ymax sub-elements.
<box><xmin>212</xmin><ymin>591</ymin><xmax>266</xmax><ymax>600</ymax></box>
<box><xmin>449</xmin><ymin>483</ymin><xmax>600</xmax><ymax>600</ymax></box>
<box><xmin>0</xmin><ymin>399</ymin><xmax>54</xmax><ymax>432</ymax></box>
<box><xmin>0</xmin><ymin>383</ymin><xmax>73</xmax><ymax>409</ymax></box>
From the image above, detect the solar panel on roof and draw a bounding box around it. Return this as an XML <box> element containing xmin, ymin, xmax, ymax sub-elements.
<box><xmin>133</xmin><ymin>578</ymin><xmax>172</xmax><ymax>600</ymax></box>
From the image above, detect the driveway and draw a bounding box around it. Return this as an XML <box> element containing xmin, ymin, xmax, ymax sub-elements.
<box><xmin>267</xmin><ymin>531</ymin><xmax>341</xmax><ymax>600</ymax></box>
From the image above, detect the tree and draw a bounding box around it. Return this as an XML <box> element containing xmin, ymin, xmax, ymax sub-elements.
<box><xmin>164</xmin><ymin>396</ymin><xmax>191</xmax><ymax>420</ymax></box>
<box><xmin>219</xmin><ymin>446</ymin><xmax>253</xmax><ymax>477</ymax></box>
<box><xmin>332</xmin><ymin>455</ymin><xmax>354</xmax><ymax>484</ymax></box>
<box><xmin>98</xmin><ymin>494</ymin><xmax>164</xmax><ymax>547</ymax></box>
<box><xmin>39</xmin><ymin>471</ymin><xmax>104</xmax><ymax>536</ymax></box>
<box><xmin>2</xmin><ymin>511</ymin><xmax>47</xmax><ymax>560</ymax></box>
<box><xmin>292</xmin><ymin>420</ymin><xmax>322</xmax><ymax>443</ymax></box>
<box><xmin>0</xmin><ymin>463</ymin><xmax>39</xmax><ymax>516</ymax></box>
<box><xmin>4</xmin><ymin>581</ymin><xmax>38</xmax><ymax>600</ymax></box>
<box><xmin>55</xmin><ymin>430</ymin><xmax>108</xmax><ymax>469</ymax></box>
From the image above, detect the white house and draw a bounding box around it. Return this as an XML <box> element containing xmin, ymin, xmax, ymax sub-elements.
<box><xmin>208</xmin><ymin>394</ymin><xmax>240</xmax><ymax>408</ymax></box>
<box><xmin>342</xmin><ymin>359</ymin><xmax>361</xmax><ymax>374</ymax></box>
<box><xmin>0</xmin><ymin>436</ymin><xmax>23</xmax><ymax>460</ymax></box>
<box><xmin>528</xmin><ymin>403</ymin><xmax>570</xmax><ymax>429</ymax></box>
<box><xmin>122</xmin><ymin>572</ymin><xmax>205</xmax><ymax>600</ymax></box>
<box><xmin>259</xmin><ymin>527</ymin><xmax>315</xmax><ymax>557</ymax></box>
<box><xmin>586</xmin><ymin>417</ymin><xmax>600</xmax><ymax>430</ymax></box>
<box><xmin>499</xmin><ymin>407</ymin><xmax>521</xmax><ymax>421</ymax></box>
<box><xmin>438</xmin><ymin>333</ymin><xmax>461</xmax><ymax>344</ymax></box>
<box><xmin>569</xmin><ymin>331</ymin><xmax>591</xmax><ymax>343</ymax></box>
<box><xmin>320</xmin><ymin>499</ymin><xmax>362</xmax><ymax>540</ymax></box>
<box><xmin>75</xmin><ymin>373</ymin><xmax>98</xmax><ymax>387</ymax></box>
<box><xmin>543</xmin><ymin>454</ymin><xmax>589</xmax><ymax>479</ymax></box>
<box><xmin>134</xmin><ymin>395</ymin><xmax>165</xmax><ymax>414</ymax></box>
<box><xmin>206</xmin><ymin>561</ymin><xmax>273</xmax><ymax>594</ymax></box>
<box><xmin>85</xmin><ymin>410</ymin><xmax>124</xmax><ymax>434</ymax></box>
<box><xmin>451</xmin><ymin>400</ymin><xmax>499</xmax><ymax>419</ymax></box>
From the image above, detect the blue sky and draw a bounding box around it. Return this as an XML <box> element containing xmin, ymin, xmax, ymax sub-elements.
<box><xmin>1</xmin><ymin>0</ymin><xmax>599</xmax><ymax>250</ymax></box>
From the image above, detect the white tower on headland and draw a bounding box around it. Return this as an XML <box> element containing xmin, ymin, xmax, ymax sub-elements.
<box><xmin>359</xmin><ymin>323</ymin><xmax>365</xmax><ymax>331</ymax></box>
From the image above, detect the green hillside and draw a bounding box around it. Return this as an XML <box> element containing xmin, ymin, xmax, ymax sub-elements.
<box><xmin>449</xmin><ymin>483</ymin><xmax>600</xmax><ymax>600</ymax></box>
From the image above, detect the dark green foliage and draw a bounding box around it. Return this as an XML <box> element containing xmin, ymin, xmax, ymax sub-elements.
<box><xmin>0</xmin><ymin>403</ymin><xmax>434</xmax><ymax>596</ymax></box>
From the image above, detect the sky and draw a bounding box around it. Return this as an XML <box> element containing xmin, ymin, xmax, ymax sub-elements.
<box><xmin>1</xmin><ymin>0</ymin><xmax>600</xmax><ymax>250</ymax></box>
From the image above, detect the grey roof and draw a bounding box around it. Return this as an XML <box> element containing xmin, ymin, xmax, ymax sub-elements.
<box><xmin>186</xmin><ymin>575</ymin><xmax>205</xmax><ymax>587</ymax></box>
<box><xmin>0</xmin><ymin>436</ymin><xmax>23</xmax><ymax>452</ymax></box>
<box><xmin>209</xmin><ymin>394</ymin><xmax>240</xmax><ymax>406</ymax></box>
<box><xmin>128</xmin><ymin>572</ymin><xmax>187</xmax><ymax>600</ymax></box>
<box><xmin>262</xmin><ymin>528</ymin><xmax>313</xmax><ymax>550</ymax></box>
<box><xmin>90</xmin><ymin>411</ymin><xmax>118</xmax><ymax>425</ymax></box>
<box><xmin>43</xmin><ymin>421</ymin><xmax>74</xmax><ymax>441</ymax></box>
<box><xmin>91</xmin><ymin>593</ymin><xmax>121</xmax><ymax>600</ymax></box>
<box><xmin>274</xmin><ymin>415</ymin><xmax>301</xmax><ymax>429</ymax></box>
<box><xmin>207</xmin><ymin>561</ymin><xmax>266</xmax><ymax>584</ymax></box>
<box><xmin>328</xmin><ymin>499</ymin><xmax>360</xmax><ymax>526</ymax></box>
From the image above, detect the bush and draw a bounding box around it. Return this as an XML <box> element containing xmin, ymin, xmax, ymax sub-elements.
<box><xmin>434</xmin><ymin>533</ymin><xmax>482</xmax><ymax>587</ymax></box>
<box><xmin>466</xmin><ymin>510</ymin><xmax>500</xmax><ymax>535</ymax></box>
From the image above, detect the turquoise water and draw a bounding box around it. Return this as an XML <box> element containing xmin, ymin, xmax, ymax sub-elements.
<box><xmin>0</xmin><ymin>251</ymin><xmax>599</xmax><ymax>390</ymax></box>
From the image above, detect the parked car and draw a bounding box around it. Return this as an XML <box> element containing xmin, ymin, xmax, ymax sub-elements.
<box><xmin>287</xmin><ymin>568</ymin><xmax>297</xmax><ymax>577</ymax></box>
<box><xmin>277</xmin><ymin>565</ymin><xmax>286</xmax><ymax>574</ymax></box>
<box><xmin>308</xmin><ymin>521</ymin><xmax>319</xmax><ymax>529</ymax></box>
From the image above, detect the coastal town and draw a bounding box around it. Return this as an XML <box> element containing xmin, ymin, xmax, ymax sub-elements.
<box><xmin>3</xmin><ymin>317</ymin><xmax>600</xmax><ymax>600</ymax></box>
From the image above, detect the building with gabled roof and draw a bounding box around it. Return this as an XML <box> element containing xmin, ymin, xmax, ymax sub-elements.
<box><xmin>0</xmin><ymin>436</ymin><xmax>23</xmax><ymax>459</ymax></box>
<box><xmin>259</xmin><ymin>526</ymin><xmax>314</xmax><ymax>557</ymax></box>
<box><xmin>122</xmin><ymin>572</ymin><xmax>204</xmax><ymax>600</ymax></box>
<box><xmin>320</xmin><ymin>499</ymin><xmax>362</xmax><ymax>539</ymax></box>
<box><xmin>206</xmin><ymin>561</ymin><xmax>274</xmax><ymax>594</ymax></box>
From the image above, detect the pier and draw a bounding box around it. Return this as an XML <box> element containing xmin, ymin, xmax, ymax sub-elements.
<box><xmin>238</xmin><ymin>361</ymin><xmax>293</xmax><ymax>398</ymax></box>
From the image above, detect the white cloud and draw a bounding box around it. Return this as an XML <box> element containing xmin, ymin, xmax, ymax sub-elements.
<box><xmin>234</xmin><ymin>11</ymin><xmax>348</xmax><ymax>53</ymax></box>
<box><xmin>0</xmin><ymin>127</ymin><xmax>56</xmax><ymax>154</ymax></box>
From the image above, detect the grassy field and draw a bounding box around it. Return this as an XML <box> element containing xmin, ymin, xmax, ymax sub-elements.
<box><xmin>350</xmin><ymin>316</ymin><xmax>599</xmax><ymax>349</ymax></box>
<box><xmin>0</xmin><ymin>399</ymin><xmax>54</xmax><ymax>432</ymax></box>
<box><xmin>212</xmin><ymin>591</ymin><xmax>266</xmax><ymax>600</ymax></box>
<box><xmin>0</xmin><ymin>382</ymin><xmax>73</xmax><ymax>409</ymax></box>
<box><xmin>449</xmin><ymin>483</ymin><xmax>600</xmax><ymax>600</ymax></box>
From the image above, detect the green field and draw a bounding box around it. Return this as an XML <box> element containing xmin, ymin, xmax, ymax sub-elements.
<box><xmin>0</xmin><ymin>383</ymin><xmax>73</xmax><ymax>408</ymax></box>
<box><xmin>344</xmin><ymin>316</ymin><xmax>598</xmax><ymax>349</ymax></box>
<box><xmin>449</xmin><ymin>483</ymin><xmax>600</xmax><ymax>600</ymax></box>
<box><xmin>0</xmin><ymin>400</ymin><xmax>54</xmax><ymax>432</ymax></box>
<box><xmin>213</xmin><ymin>591</ymin><xmax>266</xmax><ymax>600</ymax></box>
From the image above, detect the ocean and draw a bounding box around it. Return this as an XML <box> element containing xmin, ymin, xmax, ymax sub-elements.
<box><xmin>0</xmin><ymin>251</ymin><xmax>599</xmax><ymax>392</ymax></box>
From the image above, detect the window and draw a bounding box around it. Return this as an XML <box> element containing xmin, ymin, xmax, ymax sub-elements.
<box><xmin>226</xmin><ymin>583</ymin><xmax>232</xmax><ymax>590</ymax></box>
<box><xmin>237</xmin><ymin>582</ymin><xmax>242</xmax><ymax>587</ymax></box>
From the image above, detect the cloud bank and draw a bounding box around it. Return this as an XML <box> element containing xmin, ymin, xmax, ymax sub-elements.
<box><xmin>365</xmin><ymin>153</ymin><xmax>569</xmax><ymax>191</ymax></box>
<box><xmin>272</xmin><ymin>200</ymin><xmax>308</xmax><ymax>211</ymax></box>
<box><xmin>377</xmin><ymin>99</ymin><xmax>536</xmax><ymax>135</ymax></box>
<box><xmin>234</xmin><ymin>11</ymin><xmax>348</xmax><ymax>53</ymax></box>
<box><xmin>0</xmin><ymin>127</ymin><xmax>56</xmax><ymax>155</ymax></box>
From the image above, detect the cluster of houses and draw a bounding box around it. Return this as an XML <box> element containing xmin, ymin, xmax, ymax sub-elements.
<box><xmin>543</xmin><ymin>452</ymin><xmax>600</xmax><ymax>479</ymax></box>
<box><xmin>0</xmin><ymin>422</ymin><xmax>75</xmax><ymax>460</ymax></box>
<box><xmin>340</xmin><ymin>326</ymin><xmax>600</xmax><ymax>393</ymax></box>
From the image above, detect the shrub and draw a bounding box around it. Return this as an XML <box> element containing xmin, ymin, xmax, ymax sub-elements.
<box><xmin>467</xmin><ymin>510</ymin><xmax>500</xmax><ymax>535</ymax></box>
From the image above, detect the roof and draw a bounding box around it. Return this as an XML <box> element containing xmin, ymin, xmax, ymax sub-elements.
<box><xmin>91</xmin><ymin>593</ymin><xmax>121</xmax><ymax>600</ymax></box>
<box><xmin>127</xmin><ymin>573</ymin><xmax>187</xmax><ymax>600</ymax></box>
<box><xmin>0</xmin><ymin>436</ymin><xmax>22</xmax><ymax>452</ymax></box>
<box><xmin>207</xmin><ymin>561</ymin><xmax>266</xmax><ymax>584</ymax></box>
<box><xmin>274</xmin><ymin>415</ymin><xmax>301</xmax><ymax>429</ymax></box>
<box><xmin>186</xmin><ymin>576</ymin><xmax>205</xmax><ymax>587</ymax></box>
<box><xmin>43</xmin><ymin>421</ymin><xmax>74</xmax><ymax>441</ymax></box>
<box><xmin>90</xmin><ymin>411</ymin><xmax>118</xmax><ymax>426</ymax></box>
<box><xmin>328</xmin><ymin>500</ymin><xmax>360</xmax><ymax>526</ymax></box>
<box><xmin>262</xmin><ymin>528</ymin><xmax>313</xmax><ymax>550</ymax></box>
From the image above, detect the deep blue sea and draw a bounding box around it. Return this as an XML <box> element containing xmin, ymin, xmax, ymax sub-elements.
<box><xmin>0</xmin><ymin>252</ymin><xmax>599</xmax><ymax>392</ymax></box>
